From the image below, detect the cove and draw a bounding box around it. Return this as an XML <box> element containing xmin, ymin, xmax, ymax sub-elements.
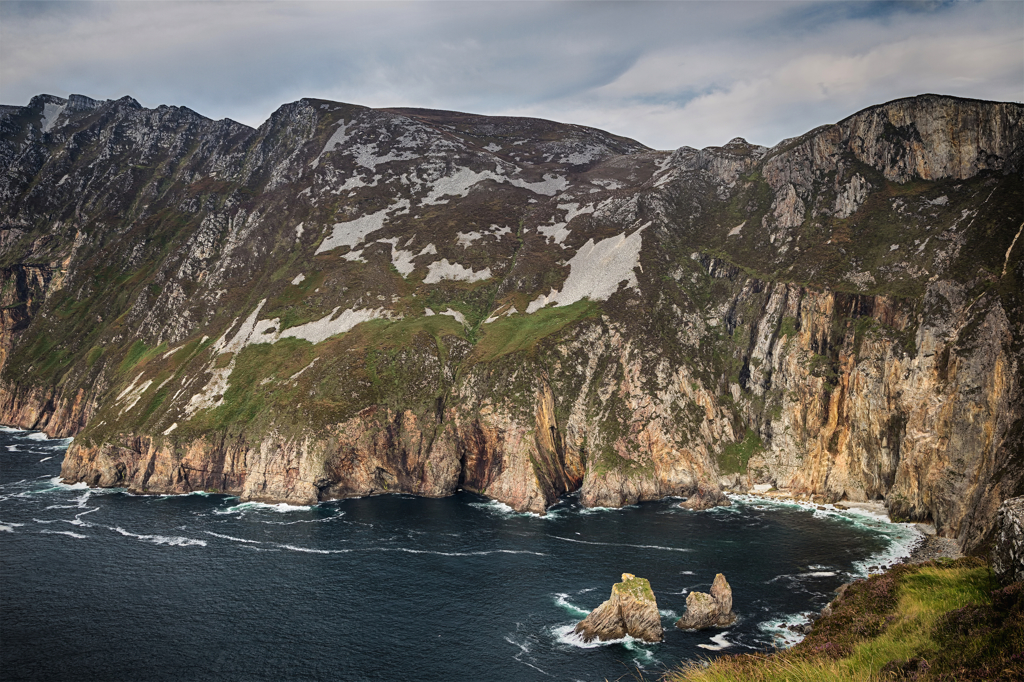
<box><xmin>0</xmin><ymin>429</ymin><xmax>919</xmax><ymax>681</ymax></box>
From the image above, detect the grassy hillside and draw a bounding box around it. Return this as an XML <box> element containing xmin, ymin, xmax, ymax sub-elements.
<box><xmin>667</xmin><ymin>558</ymin><xmax>1023</xmax><ymax>682</ymax></box>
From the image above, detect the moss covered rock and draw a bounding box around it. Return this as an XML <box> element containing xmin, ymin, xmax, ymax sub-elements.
<box><xmin>574</xmin><ymin>573</ymin><xmax>663</xmax><ymax>643</ymax></box>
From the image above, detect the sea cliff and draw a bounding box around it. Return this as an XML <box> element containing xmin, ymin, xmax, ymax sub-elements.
<box><xmin>1</xmin><ymin>93</ymin><xmax>1020</xmax><ymax>550</ymax></box>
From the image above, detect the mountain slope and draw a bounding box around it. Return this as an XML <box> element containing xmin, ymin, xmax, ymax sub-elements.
<box><xmin>1</xmin><ymin>92</ymin><xmax>1021</xmax><ymax>551</ymax></box>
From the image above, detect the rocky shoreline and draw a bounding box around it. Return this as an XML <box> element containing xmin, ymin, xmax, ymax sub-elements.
<box><xmin>902</xmin><ymin>527</ymin><xmax>963</xmax><ymax>564</ymax></box>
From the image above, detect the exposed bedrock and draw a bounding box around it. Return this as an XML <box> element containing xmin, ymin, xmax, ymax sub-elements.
<box><xmin>675</xmin><ymin>573</ymin><xmax>737</xmax><ymax>630</ymax></box>
<box><xmin>574</xmin><ymin>573</ymin><xmax>663</xmax><ymax>643</ymax></box>
<box><xmin>993</xmin><ymin>497</ymin><xmax>1024</xmax><ymax>585</ymax></box>
<box><xmin>0</xmin><ymin>93</ymin><xmax>1019</xmax><ymax>551</ymax></box>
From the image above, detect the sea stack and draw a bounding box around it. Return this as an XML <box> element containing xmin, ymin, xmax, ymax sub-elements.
<box><xmin>574</xmin><ymin>573</ymin><xmax>663</xmax><ymax>643</ymax></box>
<box><xmin>675</xmin><ymin>573</ymin><xmax>737</xmax><ymax>630</ymax></box>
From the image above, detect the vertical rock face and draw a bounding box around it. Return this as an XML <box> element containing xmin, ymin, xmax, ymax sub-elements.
<box><xmin>0</xmin><ymin>92</ymin><xmax>1021</xmax><ymax>552</ymax></box>
<box><xmin>675</xmin><ymin>573</ymin><xmax>736</xmax><ymax>630</ymax></box>
<box><xmin>710</xmin><ymin>573</ymin><xmax>733</xmax><ymax>614</ymax></box>
<box><xmin>574</xmin><ymin>573</ymin><xmax>663</xmax><ymax>643</ymax></box>
<box><xmin>993</xmin><ymin>497</ymin><xmax>1024</xmax><ymax>585</ymax></box>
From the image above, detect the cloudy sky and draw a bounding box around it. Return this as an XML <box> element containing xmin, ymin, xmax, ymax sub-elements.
<box><xmin>2</xmin><ymin>0</ymin><xmax>1021</xmax><ymax>150</ymax></box>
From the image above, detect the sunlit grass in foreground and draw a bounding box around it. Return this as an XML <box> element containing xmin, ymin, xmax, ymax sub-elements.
<box><xmin>665</xmin><ymin>558</ymin><xmax>1023</xmax><ymax>682</ymax></box>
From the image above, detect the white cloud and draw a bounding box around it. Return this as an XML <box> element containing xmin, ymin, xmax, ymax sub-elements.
<box><xmin>1</xmin><ymin>1</ymin><xmax>1020</xmax><ymax>150</ymax></box>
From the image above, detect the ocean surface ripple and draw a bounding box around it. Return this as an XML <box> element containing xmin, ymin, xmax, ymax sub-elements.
<box><xmin>0</xmin><ymin>429</ymin><xmax>919</xmax><ymax>681</ymax></box>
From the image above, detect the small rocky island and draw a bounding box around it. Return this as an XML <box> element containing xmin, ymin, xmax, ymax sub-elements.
<box><xmin>675</xmin><ymin>573</ymin><xmax>737</xmax><ymax>630</ymax></box>
<box><xmin>574</xmin><ymin>573</ymin><xmax>663</xmax><ymax>643</ymax></box>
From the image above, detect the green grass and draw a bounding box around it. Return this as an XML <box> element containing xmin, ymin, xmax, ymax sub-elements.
<box><xmin>717</xmin><ymin>428</ymin><xmax>764</xmax><ymax>474</ymax></box>
<box><xmin>84</xmin><ymin>345</ymin><xmax>104</xmax><ymax>367</ymax></box>
<box><xmin>613</xmin><ymin>575</ymin><xmax>657</xmax><ymax>604</ymax></box>
<box><xmin>183</xmin><ymin>337</ymin><xmax>315</xmax><ymax>434</ymax></box>
<box><xmin>472</xmin><ymin>298</ymin><xmax>599</xmax><ymax>361</ymax></box>
<box><xmin>779</xmin><ymin>317</ymin><xmax>798</xmax><ymax>338</ymax></box>
<box><xmin>117</xmin><ymin>340</ymin><xmax>168</xmax><ymax>374</ymax></box>
<box><xmin>665</xmin><ymin>558</ymin><xmax>1020</xmax><ymax>682</ymax></box>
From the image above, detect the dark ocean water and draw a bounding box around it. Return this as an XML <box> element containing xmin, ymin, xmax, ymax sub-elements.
<box><xmin>0</xmin><ymin>427</ymin><xmax>920</xmax><ymax>681</ymax></box>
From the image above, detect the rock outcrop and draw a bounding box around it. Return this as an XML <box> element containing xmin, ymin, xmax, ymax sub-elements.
<box><xmin>574</xmin><ymin>573</ymin><xmax>663</xmax><ymax>643</ymax></box>
<box><xmin>0</xmin><ymin>92</ymin><xmax>1021</xmax><ymax>551</ymax></box>
<box><xmin>675</xmin><ymin>573</ymin><xmax>737</xmax><ymax>630</ymax></box>
<box><xmin>993</xmin><ymin>497</ymin><xmax>1024</xmax><ymax>585</ymax></box>
<box><xmin>679</xmin><ymin>488</ymin><xmax>731</xmax><ymax>510</ymax></box>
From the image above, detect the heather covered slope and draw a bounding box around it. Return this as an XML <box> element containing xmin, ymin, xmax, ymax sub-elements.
<box><xmin>1</xmin><ymin>93</ymin><xmax>1021</xmax><ymax>550</ymax></box>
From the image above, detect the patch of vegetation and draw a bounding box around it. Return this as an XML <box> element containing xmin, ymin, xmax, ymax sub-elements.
<box><xmin>613</xmin><ymin>575</ymin><xmax>656</xmax><ymax>603</ymax></box>
<box><xmin>717</xmin><ymin>428</ymin><xmax>764</xmax><ymax>474</ymax></box>
<box><xmin>666</xmin><ymin>558</ymin><xmax>1020</xmax><ymax>682</ymax></box>
<box><xmin>118</xmin><ymin>340</ymin><xmax>167</xmax><ymax>374</ymax></box>
<box><xmin>183</xmin><ymin>338</ymin><xmax>315</xmax><ymax>435</ymax></box>
<box><xmin>807</xmin><ymin>353</ymin><xmax>839</xmax><ymax>385</ymax></box>
<box><xmin>472</xmin><ymin>298</ymin><xmax>600</xmax><ymax>362</ymax></box>
<box><xmin>84</xmin><ymin>345</ymin><xmax>104</xmax><ymax>367</ymax></box>
<box><xmin>779</xmin><ymin>316</ymin><xmax>798</xmax><ymax>338</ymax></box>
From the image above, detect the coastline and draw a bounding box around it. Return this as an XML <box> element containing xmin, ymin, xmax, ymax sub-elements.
<box><xmin>902</xmin><ymin>524</ymin><xmax>963</xmax><ymax>563</ymax></box>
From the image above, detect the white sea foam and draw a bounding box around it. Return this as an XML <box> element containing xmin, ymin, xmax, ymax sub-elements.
<box><xmin>768</xmin><ymin>571</ymin><xmax>838</xmax><ymax>583</ymax></box>
<box><xmin>273</xmin><ymin>543</ymin><xmax>546</xmax><ymax>557</ymax></box>
<box><xmin>384</xmin><ymin>547</ymin><xmax>547</xmax><ymax>557</ymax></box>
<box><xmin>154</xmin><ymin>491</ymin><xmax>222</xmax><ymax>500</ymax></box>
<box><xmin>257</xmin><ymin>514</ymin><xmax>342</xmax><ymax>526</ymax></box>
<box><xmin>548</xmin><ymin>535</ymin><xmax>690</xmax><ymax>552</ymax></box>
<box><xmin>727</xmin><ymin>493</ymin><xmax>922</xmax><ymax>577</ymax></box>
<box><xmin>758</xmin><ymin>612</ymin><xmax>811</xmax><ymax>647</ymax></box>
<box><xmin>26</xmin><ymin>432</ymin><xmax>49</xmax><ymax>441</ymax></box>
<box><xmin>554</xmin><ymin>593</ymin><xmax>590</xmax><ymax>618</ymax></box>
<box><xmin>504</xmin><ymin>633</ymin><xmax>552</xmax><ymax>677</ymax></box>
<box><xmin>0</xmin><ymin>426</ymin><xmax>25</xmax><ymax>433</ymax></box>
<box><xmin>577</xmin><ymin>504</ymin><xmax>637</xmax><ymax>514</ymax></box>
<box><xmin>468</xmin><ymin>499</ymin><xmax>544</xmax><ymax>519</ymax></box>
<box><xmin>39</xmin><ymin>456</ymin><xmax>52</xmax><ymax>462</ymax></box>
<box><xmin>47</xmin><ymin>477</ymin><xmax>88</xmax><ymax>490</ymax></box>
<box><xmin>697</xmin><ymin>632</ymin><xmax>733</xmax><ymax>651</ymax></box>
<box><xmin>69</xmin><ymin>508</ymin><xmax>99</xmax><ymax>525</ymax></box>
<box><xmin>205</xmin><ymin>531</ymin><xmax>262</xmax><ymax>544</ymax></box>
<box><xmin>41</xmin><ymin>529</ymin><xmax>88</xmax><ymax>539</ymax></box>
<box><xmin>278</xmin><ymin>544</ymin><xmax>343</xmax><ymax>554</ymax></box>
<box><xmin>0</xmin><ymin>521</ymin><xmax>25</xmax><ymax>532</ymax></box>
<box><xmin>6</xmin><ymin>445</ymin><xmax>20</xmax><ymax>451</ymax></box>
<box><xmin>220</xmin><ymin>501</ymin><xmax>313</xmax><ymax>514</ymax></box>
<box><xmin>112</xmin><ymin>527</ymin><xmax>207</xmax><ymax>547</ymax></box>
<box><xmin>551</xmin><ymin>624</ymin><xmax>654</xmax><ymax>655</ymax></box>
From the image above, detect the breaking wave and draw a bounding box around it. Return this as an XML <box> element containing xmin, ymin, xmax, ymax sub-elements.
<box><xmin>111</xmin><ymin>526</ymin><xmax>207</xmax><ymax>547</ymax></box>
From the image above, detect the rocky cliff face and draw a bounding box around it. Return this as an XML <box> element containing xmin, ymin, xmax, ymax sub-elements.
<box><xmin>993</xmin><ymin>497</ymin><xmax>1024</xmax><ymax>584</ymax></box>
<box><xmin>1</xmin><ymin>92</ymin><xmax>1021</xmax><ymax>550</ymax></box>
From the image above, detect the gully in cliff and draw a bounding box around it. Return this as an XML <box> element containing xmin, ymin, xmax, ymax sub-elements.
<box><xmin>574</xmin><ymin>573</ymin><xmax>663</xmax><ymax>643</ymax></box>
